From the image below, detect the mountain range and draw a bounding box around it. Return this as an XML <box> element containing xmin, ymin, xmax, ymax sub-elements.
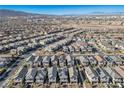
<box><xmin>0</xmin><ymin>9</ymin><xmax>49</xmax><ymax>17</ymax></box>
<box><xmin>1</xmin><ymin>9</ymin><xmax>124</xmax><ymax>17</ymax></box>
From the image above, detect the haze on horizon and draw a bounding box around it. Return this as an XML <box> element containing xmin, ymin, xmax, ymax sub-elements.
<box><xmin>1</xmin><ymin>5</ymin><xmax>124</xmax><ymax>15</ymax></box>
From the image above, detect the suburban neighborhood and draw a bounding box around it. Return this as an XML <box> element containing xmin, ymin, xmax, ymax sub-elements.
<box><xmin>0</xmin><ymin>7</ymin><xmax>124</xmax><ymax>88</ymax></box>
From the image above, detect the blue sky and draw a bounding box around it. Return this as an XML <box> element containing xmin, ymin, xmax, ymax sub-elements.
<box><xmin>0</xmin><ymin>5</ymin><xmax>124</xmax><ymax>15</ymax></box>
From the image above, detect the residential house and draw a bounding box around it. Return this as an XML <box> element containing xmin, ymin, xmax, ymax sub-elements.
<box><xmin>42</xmin><ymin>56</ymin><xmax>51</xmax><ymax>67</ymax></box>
<box><xmin>14</xmin><ymin>66</ymin><xmax>28</xmax><ymax>83</ymax></box>
<box><xmin>17</xmin><ymin>46</ymin><xmax>26</xmax><ymax>55</ymax></box>
<box><xmin>58</xmin><ymin>55</ymin><xmax>66</xmax><ymax>67</ymax></box>
<box><xmin>25</xmin><ymin>68</ymin><xmax>37</xmax><ymax>83</ymax></box>
<box><xmin>95</xmin><ymin>67</ymin><xmax>110</xmax><ymax>83</ymax></box>
<box><xmin>87</xmin><ymin>56</ymin><xmax>98</xmax><ymax>66</ymax></box>
<box><xmin>103</xmin><ymin>55</ymin><xmax>114</xmax><ymax>66</ymax></box>
<box><xmin>51</xmin><ymin>55</ymin><xmax>58</xmax><ymax>66</ymax></box>
<box><xmin>68</xmin><ymin>46</ymin><xmax>75</xmax><ymax>53</ymax></box>
<box><xmin>26</xmin><ymin>55</ymin><xmax>36</xmax><ymax>66</ymax></box>
<box><xmin>78</xmin><ymin>56</ymin><xmax>89</xmax><ymax>66</ymax></box>
<box><xmin>114</xmin><ymin>66</ymin><xmax>124</xmax><ymax>83</ymax></box>
<box><xmin>94</xmin><ymin>55</ymin><xmax>106</xmax><ymax>66</ymax></box>
<box><xmin>110</xmin><ymin>56</ymin><xmax>123</xmax><ymax>65</ymax></box>
<box><xmin>104</xmin><ymin>67</ymin><xmax>122</xmax><ymax>83</ymax></box>
<box><xmin>63</xmin><ymin>46</ymin><xmax>69</xmax><ymax>53</ymax></box>
<box><xmin>48</xmin><ymin>66</ymin><xmax>57</xmax><ymax>83</ymax></box>
<box><xmin>80</xmin><ymin>46</ymin><xmax>87</xmax><ymax>53</ymax></box>
<box><xmin>34</xmin><ymin>56</ymin><xmax>42</xmax><ymax>66</ymax></box>
<box><xmin>58</xmin><ymin>67</ymin><xmax>68</xmax><ymax>83</ymax></box>
<box><xmin>35</xmin><ymin>68</ymin><xmax>47</xmax><ymax>83</ymax></box>
<box><xmin>69</xmin><ymin>67</ymin><xmax>78</xmax><ymax>83</ymax></box>
<box><xmin>66</xmin><ymin>55</ymin><xmax>75</xmax><ymax>66</ymax></box>
<box><xmin>85</xmin><ymin>66</ymin><xmax>99</xmax><ymax>83</ymax></box>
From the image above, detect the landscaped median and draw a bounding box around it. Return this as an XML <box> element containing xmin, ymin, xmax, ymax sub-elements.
<box><xmin>0</xmin><ymin>68</ymin><xmax>6</xmax><ymax>76</ymax></box>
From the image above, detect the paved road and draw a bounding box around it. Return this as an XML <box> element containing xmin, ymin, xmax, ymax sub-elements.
<box><xmin>0</xmin><ymin>59</ymin><xmax>21</xmax><ymax>87</ymax></box>
<box><xmin>0</xmin><ymin>50</ymin><xmax>35</xmax><ymax>88</ymax></box>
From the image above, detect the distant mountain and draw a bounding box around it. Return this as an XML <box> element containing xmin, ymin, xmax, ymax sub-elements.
<box><xmin>90</xmin><ymin>12</ymin><xmax>124</xmax><ymax>15</ymax></box>
<box><xmin>62</xmin><ymin>12</ymin><xmax>124</xmax><ymax>16</ymax></box>
<box><xmin>1</xmin><ymin>9</ymin><xmax>124</xmax><ymax>17</ymax></box>
<box><xmin>0</xmin><ymin>9</ymin><xmax>43</xmax><ymax>17</ymax></box>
